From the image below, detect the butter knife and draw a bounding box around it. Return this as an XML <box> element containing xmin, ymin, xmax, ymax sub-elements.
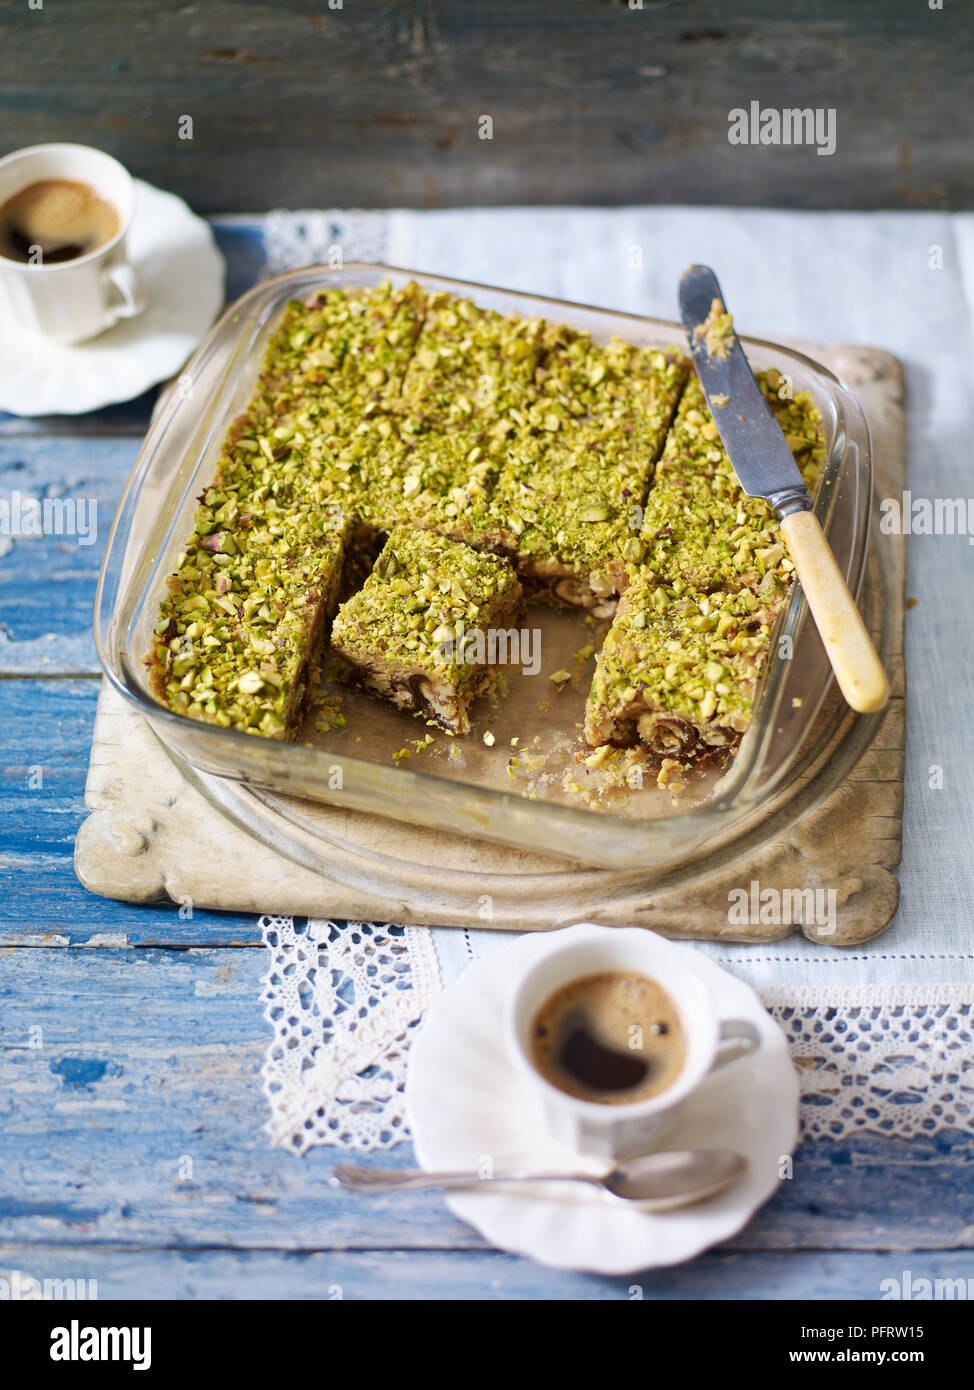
<box><xmin>678</xmin><ymin>264</ymin><xmax>888</xmax><ymax>715</ymax></box>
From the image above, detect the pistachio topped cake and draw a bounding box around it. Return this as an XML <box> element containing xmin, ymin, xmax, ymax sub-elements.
<box><xmin>330</xmin><ymin>529</ymin><xmax>524</xmax><ymax>735</ymax></box>
<box><xmin>147</xmin><ymin>277</ymin><xmax>825</xmax><ymax>773</ymax></box>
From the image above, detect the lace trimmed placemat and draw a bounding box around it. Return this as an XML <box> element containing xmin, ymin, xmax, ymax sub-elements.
<box><xmin>261</xmin><ymin>917</ymin><xmax>440</xmax><ymax>1153</ymax></box>
<box><xmin>261</xmin><ymin>917</ymin><xmax>974</xmax><ymax>1154</ymax></box>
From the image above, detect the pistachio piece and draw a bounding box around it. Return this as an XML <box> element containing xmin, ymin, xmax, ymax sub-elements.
<box><xmin>576</xmin><ymin>503</ymin><xmax>611</xmax><ymax>523</ymax></box>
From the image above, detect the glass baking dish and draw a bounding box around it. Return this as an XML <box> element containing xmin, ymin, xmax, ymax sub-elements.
<box><xmin>94</xmin><ymin>263</ymin><xmax>873</xmax><ymax>870</ymax></box>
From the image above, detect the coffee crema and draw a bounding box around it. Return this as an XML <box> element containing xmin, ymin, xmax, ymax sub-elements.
<box><xmin>529</xmin><ymin>970</ymin><xmax>686</xmax><ymax>1104</ymax></box>
<box><xmin>0</xmin><ymin>179</ymin><xmax>120</xmax><ymax>265</ymax></box>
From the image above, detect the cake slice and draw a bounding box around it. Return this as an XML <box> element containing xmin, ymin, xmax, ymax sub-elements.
<box><xmin>146</xmin><ymin>437</ymin><xmax>350</xmax><ymax>739</ymax></box>
<box><xmin>399</xmin><ymin>290</ymin><xmax>547</xmax><ymax>429</ymax></box>
<box><xmin>482</xmin><ymin>338</ymin><xmax>690</xmax><ymax>616</ymax></box>
<box><xmin>638</xmin><ymin>373</ymin><xmax>824</xmax><ymax>600</ymax></box>
<box><xmin>249</xmin><ymin>280</ymin><xmax>429</xmax><ymax>433</ymax></box>
<box><xmin>330</xmin><ymin>529</ymin><xmax>524</xmax><ymax>735</ymax></box>
<box><xmin>583</xmin><ymin>574</ymin><xmax>783</xmax><ymax>760</ymax></box>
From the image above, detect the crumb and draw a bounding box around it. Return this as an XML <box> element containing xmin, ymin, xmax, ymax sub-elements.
<box><xmin>313</xmin><ymin>690</ymin><xmax>346</xmax><ymax>735</ymax></box>
<box><xmin>549</xmin><ymin>668</ymin><xmax>572</xmax><ymax>688</ymax></box>
<box><xmin>792</xmin><ymin>696</ymin><xmax>803</xmax><ymax>708</ymax></box>
<box><xmin>694</xmin><ymin>297</ymin><xmax>734</xmax><ymax>359</ymax></box>
<box><xmin>657</xmin><ymin>757</ymin><xmax>682</xmax><ymax>788</ymax></box>
<box><xmin>482</xmin><ymin>730</ymin><xmax>496</xmax><ymax>747</ymax></box>
<box><xmin>584</xmin><ymin>745</ymin><xmax>616</xmax><ymax>769</ymax></box>
<box><xmin>392</xmin><ymin>747</ymin><xmax>411</xmax><ymax>763</ymax></box>
<box><xmin>906</xmin><ymin>596</ymin><xmax>919</xmax><ymax>610</ymax></box>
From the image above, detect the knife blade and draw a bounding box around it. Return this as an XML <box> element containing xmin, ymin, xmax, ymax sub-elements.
<box><xmin>676</xmin><ymin>264</ymin><xmax>888</xmax><ymax>715</ymax></box>
<box><xmin>678</xmin><ymin>264</ymin><xmax>812</xmax><ymax>517</ymax></box>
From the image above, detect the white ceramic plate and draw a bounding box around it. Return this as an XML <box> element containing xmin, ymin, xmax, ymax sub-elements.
<box><xmin>407</xmin><ymin>930</ymin><xmax>799</xmax><ymax>1274</ymax></box>
<box><xmin>0</xmin><ymin>179</ymin><xmax>224</xmax><ymax>416</ymax></box>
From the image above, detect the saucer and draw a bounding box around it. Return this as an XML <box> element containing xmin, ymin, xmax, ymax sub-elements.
<box><xmin>0</xmin><ymin>179</ymin><xmax>225</xmax><ymax>416</ymax></box>
<box><xmin>407</xmin><ymin>929</ymin><xmax>799</xmax><ymax>1274</ymax></box>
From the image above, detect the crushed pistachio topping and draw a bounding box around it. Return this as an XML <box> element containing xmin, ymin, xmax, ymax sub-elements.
<box><xmin>584</xmin><ymin>368</ymin><xmax>823</xmax><ymax>761</ymax></box>
<box><xmin>400</xmin><ymin>291</ymin><xmax>547</xmax><ymax>427</ymax></box>
<box><xmin>483</xmin><ymin>336</ymin><xmax>690</xmax><ymax>585</ymax></box>
<box><xmin>640</xmin><ymin>373</ymin><xmax>824</xmax><ymax>595</ymax></box>
<box><xmin>252</xmin><ymin>281</ymin><xmax>427</xmax><ymax>428</ymax></box>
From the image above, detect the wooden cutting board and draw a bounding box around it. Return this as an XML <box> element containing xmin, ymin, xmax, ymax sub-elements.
<box><xmin>75</xmin><ymin>343</ymin><xmax>906</xmax><ymax>947</ymax></box>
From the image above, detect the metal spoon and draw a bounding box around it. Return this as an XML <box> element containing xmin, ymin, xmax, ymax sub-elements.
<box><xmin>332</xmin><ymin>1148</ymin><xmax>746</xmax><ymax>1211</ymax></box>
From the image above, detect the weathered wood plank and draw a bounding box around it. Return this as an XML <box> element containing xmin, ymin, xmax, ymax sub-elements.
<box><xmin>0</xmin><ymin>1</ymin><xmax>968</xmax><ymax>212</ymax></box>
<box><xmin>2</xmin><ymin>1243</ymin><xmax>972</xmax><ymax>1301</ymax></box>
<box><xmin>2</xmin><ymin>947</ymin><xmax>973</xmax><ymax>1255</ymax></box>
<box><xmin>0</xmin><ymin>441</ymin><xmax>139</xmax><ymax>674</ymax></box>
<box><xmin>0</xmin><ymin>680</ymin><xmax>261</xmax><ymax>943</ymax></box>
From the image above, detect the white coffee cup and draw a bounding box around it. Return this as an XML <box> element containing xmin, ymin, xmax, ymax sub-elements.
<box><xmin>506</xmin><ymin>923</ymin><xmax>761</xmax><ymax>1159</ymax></box>
<box><xmin>0</xmin><ymin>143</ymin><xmax>143</xmax><ymax>344</ymax></box>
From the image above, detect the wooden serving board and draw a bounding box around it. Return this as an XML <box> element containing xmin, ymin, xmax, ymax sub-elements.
<box><xmin>75</xmin><ymin>344</ymin><xmax>906</xmax><ymax>946</ymax></box>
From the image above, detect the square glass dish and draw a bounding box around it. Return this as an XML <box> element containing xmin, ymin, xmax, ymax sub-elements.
<box><xmin>95</xmin><ymin>264</ymin><xmax>873</xmax><ymax>869</ymax></box>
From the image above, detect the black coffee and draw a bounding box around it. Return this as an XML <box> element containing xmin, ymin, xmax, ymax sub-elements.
<box><xmin>530</xmin><ymin>970</ymin><xmax>686</xmax><ymax>1104</ymax></box>
<box><xmin>0</xmin><ymin>179</ymin><xmax>120</xmax><ymax>264</ymax></box>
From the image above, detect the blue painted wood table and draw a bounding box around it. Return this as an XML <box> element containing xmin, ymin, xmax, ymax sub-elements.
<box><xmin>2</xmin><ymin>216</ymin><xmax>973</xmax><ymax>1302</ymax></box>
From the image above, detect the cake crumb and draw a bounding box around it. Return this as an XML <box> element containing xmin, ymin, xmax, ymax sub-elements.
<box><xmin>694</xmin><ymin>297</ymin><xmax>734</xmax><ymax>359</ymax></box>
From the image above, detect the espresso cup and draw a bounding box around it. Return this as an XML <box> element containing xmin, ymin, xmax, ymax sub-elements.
<box><xmin>0</xmin><ymin>143</ymin><xmax>143</xmax><ymax>344</ymax></box>
<box><xmin>506</xmin><ymin>923</ymin><xmax>761</xmax><ymax>1159</ymax></box>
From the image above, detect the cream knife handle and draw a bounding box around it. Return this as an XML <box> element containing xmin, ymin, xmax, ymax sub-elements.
<box><xmin>780</xmin><ymin>509</ymin><xmax>889</xmax><ymax>714</ymax></box>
